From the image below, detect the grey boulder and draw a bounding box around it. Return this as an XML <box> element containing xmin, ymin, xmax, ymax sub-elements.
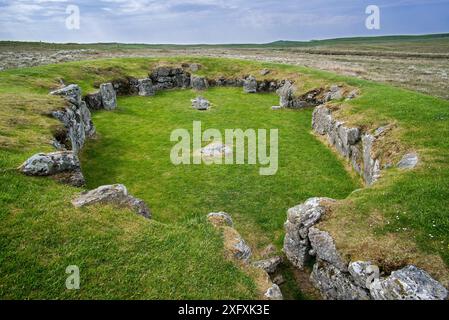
<box><xmin>370</xmin><ymin>265</ymin><xmax>448</xmax><ymax>300</ymax></box>
<box><xmin>207</xmin><ymin>212</ymin><xmax>233</xmax><ymax>227</ymax></box>
<box><xmin>72</xmin><ymin>184</ymin><xmax>151</xmax><ymax>219</ymax></box>
<box><xmin>100</xmin><ymin>83</ymin><xmax>117</xmax><ymax>110</ymax></box>
<box><xmin>264</xmin><ymin>284</ymin><xmax>283</xmax><ymax>300</ymax></box>
<box><xmin>191</xmin><ymin>75</ymin><xmax>208</xmax><ymax>90</ymax></box>
<box><xmin>191</xmin><ymin>96</ymin><xmax>210</xmax><ymax>110</ymax></box>
<box><xmin>138</xmin><ymin>78</ymin><xmax>155</xmax><ymax>96</ymax></box>
<box><xmin>252</xmin><ymin>256</ymin><xmax>282</xmax><ymax>274</ymax></box>
<box><xmin>243</xmin><ymin>76</ymin><xmax>257</xmax><ymax>93</ymax></box>
<box><xmin>397</xmin><ymin>153</ymin><xmax>419</xmax><ymax>169</ymax></box>
<box><xmin>308</xmin><ymin>227</ymin><xmax>347</xmax><ymax>271</ymax></box>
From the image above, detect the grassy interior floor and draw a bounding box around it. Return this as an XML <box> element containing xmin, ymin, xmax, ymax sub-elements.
<box><xmin>81</xmin><ymin>87</ymin><xmax>359</xmax><ymax>253</ymax></box>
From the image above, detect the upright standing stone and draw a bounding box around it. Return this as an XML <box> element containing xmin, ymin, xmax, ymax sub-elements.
<box><xmin>100</xmin><ymin>83</ymin><xmax>117</xmax><ymax>110</ymax></box>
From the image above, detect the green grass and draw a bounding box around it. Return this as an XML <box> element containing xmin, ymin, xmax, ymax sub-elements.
<box><xmin>81</xmin><ymin>88</ymin><xmax>359</xmax><ymax>247</ymax></box>
<box><xmin>1</xmin><ymin>56</ymin><xmax>449</xmax><ymax>298</ymax></box>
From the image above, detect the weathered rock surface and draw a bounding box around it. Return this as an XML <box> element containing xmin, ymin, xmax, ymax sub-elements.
<box><xmin>362</xmin><ymin>134</ymin><xmax>381</xmax><ymax>185</ymax></box>
<box><xmin>19</xmin><ymin>151</ymin><xmax>84</xmax><ymax>187</ymax></box>
<box><xmin>112</xmin><ymin>77</ymin><xmax>139</xmax><ymax>96</ymax></box>
<box><xmin>324</xmin><ymin>85</ymin><xmax>344</xmax><ymax>102</ymax></box>
<box><xmin>309</xmin><ymin>227</ymin><xmax>347</xmax><ymax>271</ymax></box>
<box><xmin>310</xmin><ymin>261</ymin><xmax>371</xmax><ymax>300</ymax></box>
<box><xmin>348</xmin><ymin>261</ymin><xmax>378</xmax><ymax>289</ymax></box>
<box><xmin>100</xmin><ymin>83</ymin><xmax>117</xmax><ymax>110</ymax></box>
<box><xmin>283</xmin><ymin>197</ymin><xmax>335</xmax><ymax>269</ymax></box>
<box><xmin>243</xmin><ymin>76</ymin><xmax>257</xmax><ymax>93</ymax></box>
<box><xmin>84</xmin><ymin>92</ymin><xmax>103</xmax><ymax>110</ymax></box>
<box><xmin>207</xmin><ymin>212</ymin><xmax>233</xmax><ymax>227</ymax></box>
<box><xmin>260</xmin><ymin>69</ymin><xmax>270</xmax><ymax>76</ymax></box>
<box><xmin>253</xmin><ymin>256</ymin><xmax>282</xmax><ymax>274</ymax></box>
<box><xmin>151</xmin><ymin>67</ymin><xmax>191</xmax><ymax>90</ymax></box>
<box><xmin>191</xmin><ymin>96</ymin><xmax>210</xmax><ymax>110</ymax></box>
<box><xmin>277</xmin><ymin>81</ymin><xmax>295</xmax><ymax>108</ymax></box>
<box><xmin>264</xmin><ymin>284</ymin><xmax>283</xmax><ymax>300</ymax></box>
<box><xmin>51</xmin><ymin>84</ymin><xmax>95</xmax><ymax>153</ymax></box>
<box><xmin>232</xmin><ymin>235</ymin><xmax>252</xmax><ymax>262</ymax></box>
<box><xmin>138</xmin><ymin>78</ymin><xmax>155</xmax><ymax>96</ymax></box>
<box><xmin>312</xmin><ymin>104</ymin><xmax>382</xmax><ymax>185</ymax></box>
<box><xmin>200</xmin><ymin>142</ymin><xmax>232</xmax><ymax>158</ymax></box>
<box><xmin>72</xmin><ymin>184</ymin><xmax>151</xmax><ymax>219</ymax></box>
<box><xmin>397</xmin><ymin>153</ymin><xmax>419</xmax><ymax>169</ymax></box>
<box><xmin>191</xmin><ymin>75</ymin><xmax>208</xmax><ymax>90</ymax></box>
<box><xmin>370</xmin><ymin>266</ymin><xmax>448</xmax><ymax>300</ymax></box>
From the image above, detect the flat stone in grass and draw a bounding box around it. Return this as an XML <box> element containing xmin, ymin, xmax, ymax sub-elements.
<box><xmin>191</xmin><ymin>96</ymin><xmax>210</xmax><ymax>110</ymax></box>
<box><xmin>200</xmin><ymin>142</ymin><xmax>232</xmax><ymax>158</ymax></box>
<box><xmin>397</xmin><ymin>153</ymin><xmax>419</xmax><ymax>169</ymax></box>
<box><xmin>252</xmin><ymin>256</ymin><xmax>283</xmax><ymax>274</ymax></box>
<box><xmin>72</xmin><ymin>184</ymin><xmax>151</xmax><ymax>219</ymax></box>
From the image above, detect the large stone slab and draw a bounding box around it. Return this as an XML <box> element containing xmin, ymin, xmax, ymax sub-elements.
<box><xmin>100</xmin><ymin>83</ymin><xmax>117</xmax><ymax>110</ymax></box>
<box><xmin>72</xmin><ymin>184</ymin><xmax>151</xmax><ymax>219</ymax></box>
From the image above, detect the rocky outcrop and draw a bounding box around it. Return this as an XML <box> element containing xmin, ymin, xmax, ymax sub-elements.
<box><xmin>243</xmin><ymin>76</ymin><xmax>257</xmax><ymax>93</ymax></box>
<box><xmin>310</xmin><ymin>261</ymin><xmax>371</xmax><ymax>300</ymax></box>
<box><xmin>50</xmin><ymin>84</ymin><xmax>95</xmax><ymax>154</ymax></box>
<box><xmin>283</xmin><ymin>198</ymin><xmax>335</xmax><ymax>269</ymax></box>
<box><xmin>370</xmin><ymin>265</ymin><xmax>448</xmax><ymax>300</ymax></box>
<box><xmin>283</xmin><ymin>198</ymin><xmax>448</xmax><ymax>300</ymax></box>
<box><xmin>19</xmin><ymin>151</ymin><xmax>84</xmax><ymax>187</ymax></box>
<box><xmin>72</xmin><ymin>184</ymin><xmax>151</xmax><ymax>219</ymax></box>
<box><xmin>150</xmin><ymin>66</ymin><xmax>191</xmax><ymax>90</ymax></box>
<box><xmin>191</xmin><ymin>96</ymin><xmax>210</xmax><ymax>110</ymax></box>
<box><xmin>100</xmin><ymin>83</ymin><xmax>117</xmax><ymax>110</ymax></box>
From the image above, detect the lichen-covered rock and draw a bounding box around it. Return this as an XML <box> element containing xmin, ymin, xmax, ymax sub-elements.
<box><xmin>222</xmin><ymin>227</ymin><xmax>252</xmax><ymax>263</ymax></box>
<box><xmin>283</xmin><ymin>198</ymin><xmax>335</xmax><ymax>269</ymax></box>
<box><xmin>348</xmin><ymin>261</ymin><xmax>378</xmax><ymax>289</ymax></box>
<box><xmin>84</xmin><ymin>92</ymin><xmax>103</xmax><ymax>110</ymax></box>
<box><xmin>138</xmin><ymin>78</ymin><xmax>155</xmax><ymax>96</ymax></box>
<box><xmin>19</xmin><ymin>151</ymin><xmax>84</xmax><ymax>187</ymax></box>
<box><xmin>310</xmin><ymin>261</ymin><xmax>371</xmax><ymax>300</ymax></box>
<box><xmin>72</xmin><ymin>184</ymin><xmax>151</xmax><ymax>219</ymax></box>
<box><xmin>312</xmin><ymin>105</ymin><xmax>333</xmax><ymax>135</ymax></box>
<box><xmin>20</xmin><ymin>151</ymin><xmax>80</xmax><ymax>176</ymax></box>
<box><xmin>191</xmin><ymin>96</ymin><xmax>210</xmax><ymax>110</ymax></box>
<box><xmin>51</xmin><ymin>84</ymin><xmax>95</xmax><ymax>153</ymax></box>
<box><xmin>370</xmin><ymin>265</ymin><xmax>448</xmax><ymax>300</ymax></box>
<box><xmin>50</xmin><ymin>84</ymin><xmax>82</xmax><ymax>105</ymax></box>
<box><xmin>264</xmin><ymin>284</ymin><xmax>283</xmax><ymax>300</ymax></box>
<box><xmin>397</xmin><ymin>153</ymin><xmax>419</xmax><ymax>169</ymax></box>
<box><xmin>243</xmin><ymin>76</ymin><xmax>257</xmax><ymax>93</ymax></box>
<box><xmin>309</xmin><ymin>227</ymin><xmax>348</xmax><ymax>271</ymax></box>
<box><xmin>324</xmin><ymin>85</ymin><xmax>344</xmax><ymax>102</ymax></box>
<box><xmin>100</xmin><ymin>83</ymin><xmax>117</xmax><ymax>110</ymax></box>
<box><xmin>252</xmin><ymin>256</ymin><xmax>282</xmax><ymax>274</ymax></box>
<box><xmin>207</xmin><ymin>212</ymin><xmax>233</xmax><ymax>227</ymax></box>
<box><xmin>277</xmin><ymin>81</ymin><xmax>295</xmax><ymax>108</ymax></box>
<box><xmin>191</xmin><ymin>75</ymin><xmax>208</xmax><ymax>90</ymax></box>
<box><xmin>362</xmin><ymin>134</ymin><xmax>381</xmax><ymax>185</ymax></box>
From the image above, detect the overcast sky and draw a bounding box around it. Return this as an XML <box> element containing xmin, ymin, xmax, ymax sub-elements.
<box><xmin>1</xmin><ymin>0</ymin><xmax>449</xmax><ymax>43</ymax></box>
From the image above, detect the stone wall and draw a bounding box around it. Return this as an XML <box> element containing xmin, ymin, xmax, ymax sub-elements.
<box><xmin>283</xmin><ymin>198</ymin><xmax>449</xmax><ymax>300</ymax></box>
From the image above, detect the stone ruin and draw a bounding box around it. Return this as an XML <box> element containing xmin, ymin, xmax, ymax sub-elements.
<box><xmin>18</xmin><ymin>63</ymin><xmax>435</xmax><ymax>299</ymax></box>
